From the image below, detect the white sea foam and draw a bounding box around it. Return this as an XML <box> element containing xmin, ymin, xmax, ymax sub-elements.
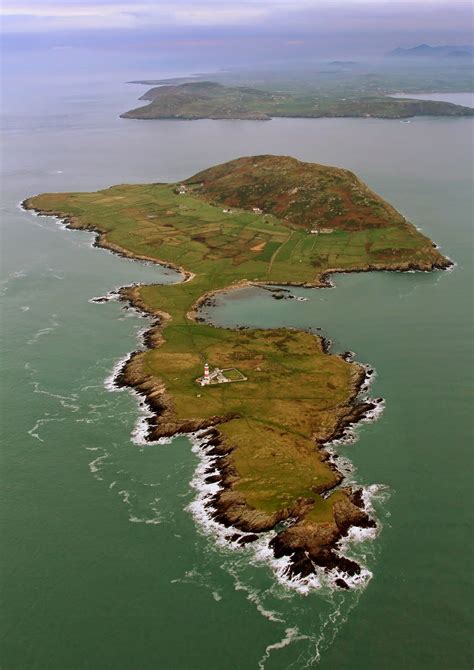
<box><xmin>118</xmin><ymin>489</ymin><xmax>131</xmax><ymax>504</ymax></box>
<box><xmin>103</xmin><ymin>353</ymin><xmax>132</xmax><ymax>391</ymax></box>
<box><xmin>129</xmin><ymin>513</ymin><xmax>163</xmax><ymax>525</ymax></box>
<box><xmin>89</xmin><ymin>282</ymin><xmax>152</xmax><ymax>308</ymax></box>
<box><xmin>89</xmin><ymin>292</ymin><xmax>119</xmax><ymax>304</ymax></box>
<box><xmin>130</xmin><ymin>402</ymin><xmax>156</xmax><ymax>446</ymax></box>
<box><xmin>186</xmin><ymin>427</ymin><xmax>380</xmax><ymax>595</ymax></box>
<box><xmin>249</xmin><ymin>534</ymin><xmax>323</xmax><ymax>596</ymax></box>
<box><xmin>27</xmin><ymin>415</ymin><xmax>66</xmax><ymax>443</ymax></box>
<box><xmin>101</xmin><ymin>321</ymin><xmax>169</xmax><ymax>448</ymax></box>
<box><xmin>88</xmin><ymin>452</ymin><xmax>109</xmax><ymax>480</ymax></box>
<box><xmin>293</xmin><ymin>590</ymin><xmax>364</xmax><ymax>670</ymax></box>
<box><xmin>27</xmin><ymin>420</ymin><xmax>45</xmax><ymax>442</ymax></box>
<box><xmin>29</xmin><ymin>376</ymin><xmax>79</xmax><ymax>409</ymax></box>
<box><xmin>128</xmin><ymin>495</ymin><xmax>163</xmax><ymax>525</ymax></box>
<box><xmin>19</xmin><ymin>199</ymin><xmax>70</xmax><ymax>231</ymax></box>
<box><xmin>324</xmin><ymin>396</ymin><xmax>385</xmax><ymax>454</ymax></box>
<box><xmin>258</xmin><ymin>627</ymin><xmax>309</xmax><ymax>670</ymax></box>
<box><xmin>103</xmin><ymin>354</ymin><xmax>157</xmax><ymax>447</ymax></box>
<box><xmin>226</xmin><ymin>564</ymin><xmax>285</xmax><ymax>622</ymax></box>
<box><xmin>322</xmin><ymin>360</ymin><xmax>385</xmax><ymax>456</ymax></box>
<box><xmin>27</xmin><ymin>314</ymin><xmax>60</xmax><ymax>345</ymax></box>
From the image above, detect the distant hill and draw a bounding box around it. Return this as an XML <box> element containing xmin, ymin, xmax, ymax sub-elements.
<box><xmin>388</xmin><ymin>44</ymin><xmax>474</xmax><ymax>59</ymax></box>
<box><xmin>326</xmin><ymin>61</ymin><xmax>358</xmax><ymax>67</ymax></box>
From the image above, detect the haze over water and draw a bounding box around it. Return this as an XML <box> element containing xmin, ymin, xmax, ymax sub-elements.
<box><xmin>1</xmin><ymin>60</ymin><xmax>473</xmax><ymax>670</ymax></box>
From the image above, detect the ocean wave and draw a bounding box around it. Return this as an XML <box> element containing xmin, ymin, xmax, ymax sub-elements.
<box><xmin>89</xmin><ymin>283</ymin><xmax>153</xmax><ymax>309</ymax></box>
<box><xmin>103</xmin><ymin>353</ymin><xmax>133</xmax><ymax>392</ymax></box>
<box><xmin>89</xmin><ymin>293</ymin><xmax>118</xmax><ymax>304</ymax></box>
<box><xmin>104</xmin><ymin>363</ymin><xmax>164</xmax><ymax>448</ymax></box>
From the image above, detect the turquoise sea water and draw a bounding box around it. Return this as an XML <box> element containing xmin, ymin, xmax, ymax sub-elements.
<box><xmin>1</xmin><ymin>79</ymin><xmax>473</xmax><ymax>669</ymax></box>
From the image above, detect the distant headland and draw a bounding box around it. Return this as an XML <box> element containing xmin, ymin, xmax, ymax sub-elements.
<box><xmin>121</xmin><ymin>80</ymin><xmax>474</xmax><ymax>121</ymax></box>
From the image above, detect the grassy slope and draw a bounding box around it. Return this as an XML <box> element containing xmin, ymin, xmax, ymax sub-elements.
<box><xmin>24</xmin><ymin>155</ymin><xmax>449</xmax><ymax>538</ymax></box>
<box><xmin>121</xmin><ymin>81</ymin><xmax>474</xmax><ymax>120</ymax></box>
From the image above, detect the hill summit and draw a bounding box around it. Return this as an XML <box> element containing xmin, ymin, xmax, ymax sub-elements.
<box><xmin>186</xmin><ymin>154</ymin><xmax>408</xmax><ymax>232</ymax></box>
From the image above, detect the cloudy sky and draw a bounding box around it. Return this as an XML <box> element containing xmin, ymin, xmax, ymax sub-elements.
<box><xmin>1</xmin><ymin>0</ymin><xmax>471</xmax><ymax>36</ymax></box>
<box><xmin>1</xmin><ymin>1</ymin><xmax>472</xmax><ymax>73</ymax></box>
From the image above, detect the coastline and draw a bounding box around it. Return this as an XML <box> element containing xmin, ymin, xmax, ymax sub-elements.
<box><xmin>108</xmin><ymin>303</ymin><xmax>384</xmax><ymax>591</ymax></box>
<box><xmin>21</xmin><ymin>195</ymin><xmax>452</xmax><ymax>592</ymax></box>
<box><xmin>94</xmin><ymin>259</ymin><xmax>385</xmax><ymax>591</ymax></box>
<box><xmin>20</xmin><ymin>198</ymin><xmax>195</xmax><ymax>283</ymax></box>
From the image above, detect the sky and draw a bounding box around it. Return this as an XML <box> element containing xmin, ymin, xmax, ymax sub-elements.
<box><xmin>1</xmin><ymin>0</ymin><xmax>472</xmax><ymax>36</ymax></box>
<box><xmin>1</xmin><ymin>1</ymin><xmax>473</xmax><ymax>76</ymax></box>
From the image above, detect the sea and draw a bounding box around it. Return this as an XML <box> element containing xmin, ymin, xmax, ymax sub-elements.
<box><xmin>1</xmin><ymin>59</ymin><xmax>473</xmax><ymax>670</ymax></box>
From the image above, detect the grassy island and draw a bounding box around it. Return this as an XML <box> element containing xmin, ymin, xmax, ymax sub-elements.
<box><xmin>121</xmin><ymin>81</ymin><xmax>474</xmax><ymax>121</ymax></box>
<box><xmin>24</xmin><ymin>155</ymin><xmax>450</xmax><ymax>586</ymax></box>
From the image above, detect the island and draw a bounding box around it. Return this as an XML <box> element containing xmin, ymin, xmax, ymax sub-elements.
<box><xmin>121</xmin><ymin>81</ymin><xmax>474</xmax><ymax>121</ymax></box>
<box><xmin>23</xmin><ymin>155</ymin><xmax>451</xmax><ymax>588</ymax></box>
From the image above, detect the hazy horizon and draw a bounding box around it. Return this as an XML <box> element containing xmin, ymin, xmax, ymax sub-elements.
<box><xmin>1</xmin><ymin>1</ymin><xmax>473</xmax><ymax>80</ymax></box>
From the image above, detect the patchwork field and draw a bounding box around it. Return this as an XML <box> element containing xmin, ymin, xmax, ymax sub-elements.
<box><xmin>24</xmin><ymin>155</ymin><xmax>450</xmax><ymax>583</ymax></box>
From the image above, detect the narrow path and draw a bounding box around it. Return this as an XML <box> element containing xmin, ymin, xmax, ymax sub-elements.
<box><xmin>267</xmin><ymin>231</ymin><xmax>294</xmax><ymax>277</ymax></box>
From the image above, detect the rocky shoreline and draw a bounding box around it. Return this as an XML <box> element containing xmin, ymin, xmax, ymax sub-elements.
<box><xmin>110</xmin><ymin>281</ymin><xmax>384</xmax><ymax>590</ymax></box>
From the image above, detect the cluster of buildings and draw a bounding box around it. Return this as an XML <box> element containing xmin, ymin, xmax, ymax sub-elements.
<box><xmin>197</xmin><ymin>362</ymin><xmax>247</xmax><ymax>387</ymax></box>
<box><xmin>310</xmin><ymin>228</ymin><xmax>333</xmax><ymax>234</ymax></box>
